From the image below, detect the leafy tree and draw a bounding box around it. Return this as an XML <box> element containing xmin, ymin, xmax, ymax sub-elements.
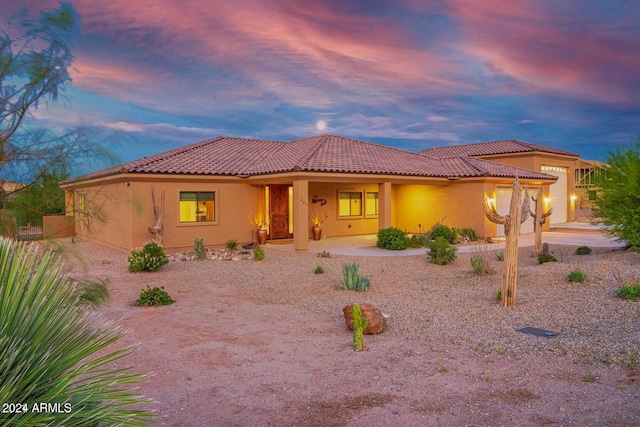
<box><xmin>9</xmin><ymin>167</ymin><xmax>68</xmax><ymax>221</ymax></box>
<box><xmin>0</xmin><ymin>3</ymin><xmax>112</xmax><ymax>217</ymax></box>
<box><xmin>593</xmin><ymin>141</ymin><xmax>640</xmax><ymax>250</ymax></box>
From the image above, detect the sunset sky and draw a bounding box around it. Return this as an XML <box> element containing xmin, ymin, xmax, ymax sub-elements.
<box><xmin>4</xmin><ymin>0</ymin><xmax>640</xmax><ymax>167</ymax></box>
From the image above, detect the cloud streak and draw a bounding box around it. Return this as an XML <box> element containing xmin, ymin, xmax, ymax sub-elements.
<box><xmin>7</xmin><ymin>0</ymin><xmax>640</xmax><ymax>162</ymax></box>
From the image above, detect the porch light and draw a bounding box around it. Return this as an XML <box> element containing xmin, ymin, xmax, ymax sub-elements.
<box><xmin>570</xmin><ymin>194</ymin><xmax>577</xmax><ymax>203</ymax></box>
<box><xmin>484</xmin><ymin>195</ymin><xmax>496</xmax><ymax>209</ymax></box>
<box><xmin>543</xmin><ymin>196</ymin><xmax>552</xmax><ymax>206</ymax></box>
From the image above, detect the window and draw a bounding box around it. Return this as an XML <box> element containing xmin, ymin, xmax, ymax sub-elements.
<box><xmin>365</xmin><ymin>192</ymin><xmax>378</xmax><ymax>216</ymax></box>
<box><xmin>180</xmin><ymin>192</ymin><xmax>215</xmax><ymax>223</ymax></box>
<box><xmin>339</xmin><ymin>191</ymin><xmax>362</xmax><ymax>217</ymax></box>
<box><xmin>79</xmin><ymin>193</ymin><xmax>86</xmax><ymax>218</ymax></box>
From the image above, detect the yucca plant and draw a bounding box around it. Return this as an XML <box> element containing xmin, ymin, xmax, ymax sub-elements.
<box><xmin>0</xmin><ymin>237</ymin><xmax>155</xmax><ymax>426</ymax></box>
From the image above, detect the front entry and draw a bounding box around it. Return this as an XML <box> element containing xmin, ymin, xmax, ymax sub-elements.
<box><xmin>269</xmin><ymin>185</ymin><xmax>291</xmax><ymax>239</ymax></box>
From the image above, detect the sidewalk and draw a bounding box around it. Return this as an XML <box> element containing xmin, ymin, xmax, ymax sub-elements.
<box><xmin>265</xmin><ymin>222</ymin><xmax>624</xmax><ymax>257</ymax></box>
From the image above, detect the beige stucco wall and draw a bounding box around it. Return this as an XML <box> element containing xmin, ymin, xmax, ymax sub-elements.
<box><xmin>72</xmin><ymin>180</ymin><xmax>134</xmax><ymax>251</ymax></box>
<box><xmin>476</xmin><ymin>153</ymin><xmax>580</xmax><ymax>222</ymax></box>
<box><xmin>68</xmin><ymin>176</ymin><xmax>263</xmax><ymax>253</ymax></box>
<box><xmin>43</xmin><ymin>215</ymin><xmax>75</xmax><ymax>239</ymax></box>
<box><xmin>307</xmin><ymin>182</ymin><xmax>380</xmax><ymax>238</ymax></box>
<box><xmin>63</xmin><ymin>170</ymin><xmax>557</xmax><ymax>252</ymax></box>
<box><xmin>394</xmin><ymin>182</ymin><xmax>496</xmax><ymax>238</ymax></box>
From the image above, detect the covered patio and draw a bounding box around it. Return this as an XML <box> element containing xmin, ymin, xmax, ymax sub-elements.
<box><xmin>263</xmin><ymin>223</ymin><xmax>622</xmax><ymax>256</ymax></box>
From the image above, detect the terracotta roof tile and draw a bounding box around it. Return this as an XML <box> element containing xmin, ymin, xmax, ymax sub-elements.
<box><xmin>62</xmin><ymin>134</ymin><xmax>559</xmax><ymax>184</ymax></box>
<box><xmin>420</xmin><ymin>139</ymin><xmax>579</xmax><ymax>158</ymax></box>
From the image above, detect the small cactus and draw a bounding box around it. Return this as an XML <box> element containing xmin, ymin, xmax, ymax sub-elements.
<box><xmin>194</xmin><ymin>238</ymin><xmax>206</xmax><ymax>259</ymax></box>
<box><xmin>352</xmin><ymin>303</ymin><xmax>368</xmax><ymax>351</ymax></box>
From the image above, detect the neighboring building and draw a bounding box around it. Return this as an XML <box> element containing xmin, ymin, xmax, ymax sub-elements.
<box><xmin>61</xmin><ymin>134</ymin><xmax>561</xmax><ymax>253</ymax></box>
<box><xmin>420</xmin><ymin>140</ymin><xmax>583</xmax><ymax>234</ymax></box>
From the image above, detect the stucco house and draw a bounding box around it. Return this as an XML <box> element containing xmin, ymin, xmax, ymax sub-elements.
<box><xmin>420</xmin><ymin>140</ymin><xmax>582</xmax><ymax>235</ymax></box>
<box><xmin>61</xmin><ymin>134</ymin><xmax>569</xmax><ymax>253</ymax></box>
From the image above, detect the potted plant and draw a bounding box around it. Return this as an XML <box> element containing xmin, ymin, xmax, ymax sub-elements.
<box><xmin>309</xmin><ymin>213</ymin><xmax>327</xmax><ymax>241</ymax></box>
<box><xmin>256</xmin><ymin>216</ymin><xmax>269</xmax><ymax>245</ymax></box>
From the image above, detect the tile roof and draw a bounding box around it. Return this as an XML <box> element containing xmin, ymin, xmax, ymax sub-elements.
<box><xmin>63</xmin><ymin>134</ymin><xmax>558</xmax><ymax>184</ymax></box>
<box><xmin>420</xmin><ymin>139</ymin><xmax>579</xmax><ymax>158</ymax></box>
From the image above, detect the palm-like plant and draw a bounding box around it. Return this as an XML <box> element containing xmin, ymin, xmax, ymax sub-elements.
<box><xmin>0</xmin><ymin>237</ymin><xmax>155</xmax><ymax>426</ymax></box>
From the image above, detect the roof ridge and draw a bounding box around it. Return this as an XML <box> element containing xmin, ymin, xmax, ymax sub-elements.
<box><xmin>290</xmin><ymin>134</ymin><xmax>329</xmax><ymax>168</ymax></box>
<box><xmin>456</xmin><ymin>156</ymin><xmax>489</xmax><ymax>175</ymax></box>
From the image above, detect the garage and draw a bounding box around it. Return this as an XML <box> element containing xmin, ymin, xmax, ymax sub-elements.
<box><xmin>495</xmin><ymin>187</ymin><xmax>534</xmax><ymax>237</ymax></box>
<box><xmin>541</xmin><ymin>165</ymin><xmax>567</xmax><ymax>224</ymax></box>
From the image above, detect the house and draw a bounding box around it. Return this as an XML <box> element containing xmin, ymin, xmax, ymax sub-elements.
<box><xmin>60</xmin><ymin>134</ymin><xmax>562</xmax><ymax>253</ymax></box>
<box><xmin>420</xmin><ymin>140</ymin><xmax>583</xmax><ymax>235</ymax></box>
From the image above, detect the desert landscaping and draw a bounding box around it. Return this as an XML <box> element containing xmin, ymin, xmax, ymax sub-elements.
<box><xmin>62</xmin><ymin>230</ymin><xmax>639</xmax><ymax>427</ymax></box>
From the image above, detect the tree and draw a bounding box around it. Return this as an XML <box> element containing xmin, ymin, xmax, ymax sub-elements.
<box><xmin>9</xmin><ymin>167</ymin><xmax>68</xmax><ymax>221</ymax></box>
<box><xmin>593</xmin><ymin>141</ymin><xmax>640</xmax><ymax>250</ymax></box>
<box><xmin>0</xmin><ymin>3</ymin><xmax>112</xmax><ymax>217</ymax></box>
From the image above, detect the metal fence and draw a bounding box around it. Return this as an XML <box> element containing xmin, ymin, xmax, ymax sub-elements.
<box><xmin>17</xmin><ymin>216</ymin><xmax>43</xmax><ymax>241</ymax></box>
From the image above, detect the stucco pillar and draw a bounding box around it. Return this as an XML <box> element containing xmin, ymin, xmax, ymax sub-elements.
<box><xmin>293</xmin><ymin>179</ymin><xmax>309</xmax><ymax>251</ymax></box>
<box><xmin>378</xmin><ymin>182</ymin><xmax>392</xmax><ymax>229</ymax></box>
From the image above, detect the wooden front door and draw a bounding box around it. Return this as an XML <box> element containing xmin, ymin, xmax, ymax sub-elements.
<box><xmin>269</xmin><ymin>185</ymin><xmax>290</xmax><ymax>239</ymax></box>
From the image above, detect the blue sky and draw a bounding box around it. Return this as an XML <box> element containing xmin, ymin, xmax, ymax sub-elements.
<box><xmin>5</xmin><ymin>0</ymin><xmax>640</xmax><ymax>170</ymax></box>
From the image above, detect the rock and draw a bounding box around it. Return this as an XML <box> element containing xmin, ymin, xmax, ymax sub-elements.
<box><xmin>343</xmin><ymin>303</ymin><xmax>387</xmax><ymax>334</ymax></box>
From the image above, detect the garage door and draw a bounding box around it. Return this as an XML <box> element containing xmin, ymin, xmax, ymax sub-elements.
<box><xmin>541</xmin><ymin>165</ymin><xmax>567</xmax><ymax>224</ymax></box>
<box><xmin>495</xmin><ymin>187</ymin><xmax>534</xmax><ymax>237</ymax></box>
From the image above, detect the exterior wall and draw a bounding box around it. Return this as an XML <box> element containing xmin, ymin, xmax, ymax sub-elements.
<box><xmin>394</xmin><ymin>182</ymin><xmax>496</xmax><ymax>238</ymax></box>
<box><xmin>43</xmin><ymin>215</ymin><xmax>75</xmax><ymax>239</ymax></box>
<box><xmin>72</xmin><ymin>180</ymin><xmax>134</xmax><ymax>252</ymax></box>
<box><xmin>68</xmin><ymin>177</ymin><xmax>263</xmax><ymax>253</ymax></box>
<box><xmin>307</xmin><ymin>182</ymin><xmax>380</xmax><ymax>237</ymax></box>
<box><xmin>476</xmin><ymin>153</ymin><xmax>580</xmax><ymax>222</ymax></box>
<box><xmin>135</xmin><ymin>181</ymin><xmax>262</xmax><ymax>252</ymax></box>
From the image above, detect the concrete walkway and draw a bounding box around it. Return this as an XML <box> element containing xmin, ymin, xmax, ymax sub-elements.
<box><xmin>265</xmin><ymin>222</ymin><xmax>625</xmax><ymax>256</ymax></box>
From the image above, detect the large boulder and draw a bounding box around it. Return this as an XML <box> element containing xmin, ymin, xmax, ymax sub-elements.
<box><xmin>343</xmin><ymin>303</ymin><xmax>387</xmax><ymax>334</ymax></box>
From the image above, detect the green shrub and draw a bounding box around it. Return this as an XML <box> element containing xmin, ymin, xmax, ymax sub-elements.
<box><xmin>537</xmin><ymin>252</ymin><xmax>557</xmax><ymax>264</ymax></box>
<box><xmin>429</xmin><ymin>223</ymin><xmax>456</xmax><ymax>244</ymax></box>
<box><xmin>567</xmin><ymin>269</ymin><xmax>586</xmax><ymax>283</ymax></box>
<box><xmin>427</xmin><ymin>237</ymin><xmax>457</xmax><ymax>265</ymax></box>
<box><xmin>253</xmin><ymin>246</ymin><xmax>265</xmax><ymax>261</ymax></box>
<box><xmin>617</xmin><ymin>275</ymin><xmax>640</xmax><ymax>301</ymax></box>
<box><xmin>194</xmin><ymin>238</ymin><xmax>206</xmax><ymax>259</ymax></box>
<box><xmin>494</xmin><ymin>289</ymin><xmax>502</xmax><ymax>302</ymax></box>
<box><xmin>136</xmin><ymin>285</ymin><xmax>175</xmax><ymax>307</ymax></box>
<box><xmin>0</xmin><ymin>237</ymin><xmax>154</xmax><ymax>425</ymax></box>
<box><xmin>341</xmin><ymin>262</ymin><xmax>370</xmax><ymax>292</ymax></box>
<box><xmin>225</xmin><ymin>239</ymin><xmax>238</xmax><ymax>250</ymax></box>
<box><xmin>495</xmin><ymin>251</ymin><xmax>504</xmax><ymax>261</ymax></box>
<box><xmin>470</xmin><ymin>245</ymin><xmax>493</xmax><ymax>275</ymax></box>
<box><xmin>314</xmin><ymin>264</ymin><xmax>324</xmax><ymax>274</ymax></box>
<box><xmin>407</xmin><ymin>235</ymin><xmax>423</xmax><ymax>248</ymax></box>
<box><xmin>576</xmin><ymin>246</ymin><xmax>592</xmax><ymax>255</ymax></box>
<box><xmin>128</xmin><ymin>241</ymin><xmax>169</xmax><ymax>272</ymax></box>
<box><xmin>454</xmin><ymin>227</ymin><xmax>478</xmax><ymax>242</ymax></box>
<box><xmin>376</xmin><ymin>227</ymin><xmax>409</xmax><ymax>250</ymax></box>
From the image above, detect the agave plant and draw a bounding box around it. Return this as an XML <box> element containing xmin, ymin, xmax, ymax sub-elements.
<box><xmin>0</xmin><ymin>237</ymin><xmax>155</xmax><ymax>426</ymax></box>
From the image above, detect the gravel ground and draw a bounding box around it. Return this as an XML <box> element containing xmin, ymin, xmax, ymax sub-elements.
<box><xmin>56</xmin><ymin>237</ymin><xmax>640</xmax><ymax>426</ymax></box>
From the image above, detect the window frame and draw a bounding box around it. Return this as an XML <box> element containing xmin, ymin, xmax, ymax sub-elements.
<box><xmin>364</xmin><ymin>191</ymin><xmax>379</xmax><ymax>217</ymax></box>
<box><xmin>178</xmin><ymin>190</ymin><xmax>218</xmax><ymax>225</ymax></box>
<box><xmin>338</xmin><ymin>190</ymin><xmax>363</xmax><ymax>218</ymax></box>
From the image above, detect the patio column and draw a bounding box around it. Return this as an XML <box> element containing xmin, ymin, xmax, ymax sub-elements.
<box><xmin>293</xmin><ymin>179</ymin><xmax>309</xmax><ymax>251</ymax></box>
<box><xmin>378</xmin><ymin>181</ymin><xmax>392</xmax><ymax>229</ymax></box>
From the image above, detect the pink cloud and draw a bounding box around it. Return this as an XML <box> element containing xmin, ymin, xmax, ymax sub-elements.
<box><xmin>446</xmin><ymin>0</ymin><xmax>640</xmax><ymax>105</ymax></box>
<box><xmin>63</xmin><ymin>0</ymin><xmax>475</xmax><ymax>109</ymax></box>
